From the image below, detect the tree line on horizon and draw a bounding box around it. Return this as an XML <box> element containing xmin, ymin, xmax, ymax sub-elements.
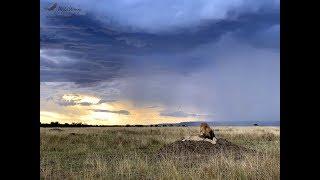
<box><xmin>40</xmin><ymin>122</ymin><xmax>187</xmax><ymax>127</ymax></box>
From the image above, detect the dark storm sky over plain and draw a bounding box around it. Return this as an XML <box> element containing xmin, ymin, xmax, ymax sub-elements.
<box><xmin>40</xmin><ymin>0</ymin><xmax>279</xmax><ymax>122</ymax></box>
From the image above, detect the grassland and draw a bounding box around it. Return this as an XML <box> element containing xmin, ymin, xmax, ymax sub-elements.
<box><xmin>40</xmin><ymin>126</ymin><xmax>280</xmax><ymax>180</ymax></box>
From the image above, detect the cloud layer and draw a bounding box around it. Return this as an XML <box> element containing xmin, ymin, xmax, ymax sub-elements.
<box><xmin>91</xmin><ymin>109</ymin><xmax>130</xmax><ymax>115</ymax></box>
<box><xmin>40</xmin><ymin>0</ymin><xmax>279</xmax><ymax>124</ymax></box>
<box><xmin>47</xmin><ymin>0</ymin><xmax>279</xmax><ymax>33</ymax></box>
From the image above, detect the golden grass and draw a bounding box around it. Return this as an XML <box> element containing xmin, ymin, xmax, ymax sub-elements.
<box><xmin>40</xmin><ymin>126</ymin><xmax>280</xmax><ymax>180</ymax></box>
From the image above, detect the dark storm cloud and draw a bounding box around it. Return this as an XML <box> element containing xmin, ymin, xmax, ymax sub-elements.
<box><xmin>56</xmin><ymin>0</ymin><xmax>278</xmax><ymax>33</ymax></box>
<box><xmin>91</xmin><ymin>109</ymin><xmax>130</xmax><ymax>115</ymax></box>
<box><xmin>57</xmin><ymin>101</ymin><xmax>91</xmax><ymax>106</ymax></box>
<box><xmin>160</xmin><ymin>111</ymin><xmax>212</xmax><ymax>118</ymax></box>
<box><xmin>40</xmin><ymin>48</ymin><xmax>125</xmax><ymax>83</ymax></box>
<box><xmin>40</xmin><ymin>0</ymin><xmax>279</xmax><ymax>84</ymax></box>
<box><xmin>41</xmin><ymin>9</ymin><xmax>279</xmax><ymax>52</ymax></box>
<box><xmin>119</xmin><ymin>37</ymin><xmax>280</xmax><ymax>121</ymax></box>
<box><xmin>78</xmin><ymin>102</ymin><xmax>92</xmax><ymax>106</ymax></box>
<box><xmin>57</xmin><ymin>100</ymin><xmax>78</xmax><ymax>106</ymax></box>
<box><xmin>40</xmin><ymin>0</ymin><xmax>279</xmax><ymax>122</ymax></box>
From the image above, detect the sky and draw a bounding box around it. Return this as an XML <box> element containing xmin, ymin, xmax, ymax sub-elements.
<box><xmin>40</xmin><ymin>0</ymin><xmax>280</xmax><ymax>125</ymax></box>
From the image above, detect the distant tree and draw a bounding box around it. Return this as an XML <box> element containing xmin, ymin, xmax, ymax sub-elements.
<box><xmin>50</xmin><ymin>122</ymin><xmax>59</xmax><ymax>126</ymax></box>
<box><xmin>40</xmin><ymin>121</ymin><xmax>122</xmax><ymax>127</ymax></box>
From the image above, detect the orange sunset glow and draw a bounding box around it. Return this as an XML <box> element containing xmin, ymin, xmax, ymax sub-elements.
<box><xmin>40</xmin><ymin>93</ymin><xmax>201</xmax><ymax>125</ymax></box>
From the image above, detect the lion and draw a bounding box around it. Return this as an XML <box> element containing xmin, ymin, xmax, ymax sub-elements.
<box><xmin>199</xmin><ymin>122</ymin><xmax>215</xmax><ymax>140</ymax></box>
<box><xmin>182</xmin><ymin>123</ymin><xmax>216</xmax><ymax>144</ymax></box>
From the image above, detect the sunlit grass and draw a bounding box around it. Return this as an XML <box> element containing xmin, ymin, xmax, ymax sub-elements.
<box><xmin>41</xmin><ymin>126</ymin><xmax>280</xmax><ymax>180</ymax></box>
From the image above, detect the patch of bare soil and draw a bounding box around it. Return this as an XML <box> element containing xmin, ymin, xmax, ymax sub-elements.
<box><xmin>157</xmin><ymin>138</ymin><xmax>255</xmax><ymax>160</ymax></box>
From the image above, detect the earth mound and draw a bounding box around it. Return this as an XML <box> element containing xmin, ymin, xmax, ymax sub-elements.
<box><xmin>157</xmin><ymin>138</ymin><xmax>255</xmax><ymax>159</ymax></box>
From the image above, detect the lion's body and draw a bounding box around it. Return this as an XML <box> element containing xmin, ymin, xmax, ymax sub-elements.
<box><xmin>182</xmin><ymin>135</ymin><xmax>217</xmax><ymax>144</ymax></box>
<box><xmin>181</xmin><ymin>123</ymin><xmax>216</xmax><ymax>144</ymax></box>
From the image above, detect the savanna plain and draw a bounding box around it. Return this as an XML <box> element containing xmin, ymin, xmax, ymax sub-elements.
<box><xmin>40</xmin><ymin>126</ymin><xmax>280</xmax><ymax>180</ymax></box>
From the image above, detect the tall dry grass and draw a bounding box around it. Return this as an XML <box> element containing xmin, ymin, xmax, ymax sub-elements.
<box><xmin>40</xmin><ymin>126</ymin><xmax>280</xmax><ymax>180</ymax></box>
